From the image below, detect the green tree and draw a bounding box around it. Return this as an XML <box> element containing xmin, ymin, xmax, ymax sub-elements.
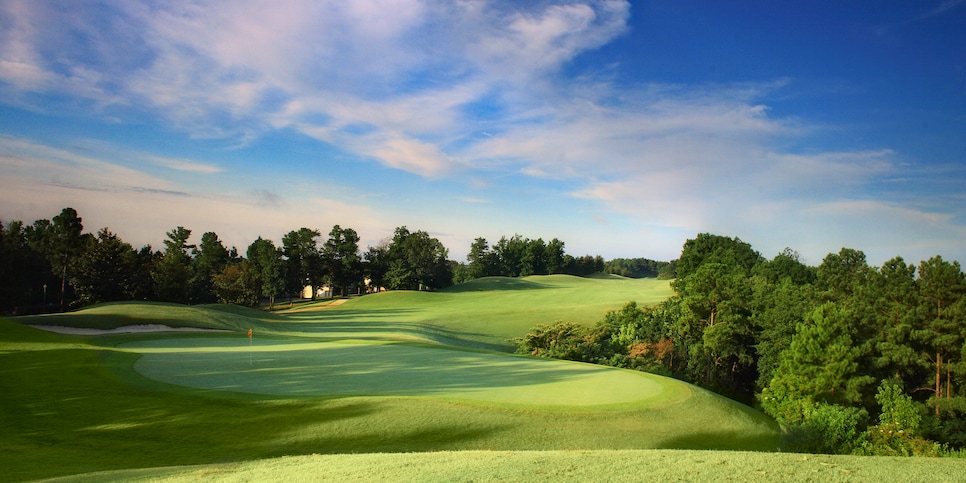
<box><xmin>914</xmin><ymin>255</ymin><xmax>966</xmax><ymax>417</ymax></box>
<box><xmin>675</xmin><ymin>261</ymin><xmax>757</xmax><ymax>396</ymax></box>
<box><xmin>322</xmin><ymin>225</ymin><xmax>362</xmax><ymax>296</ymax></box>
<box><xmin>466</xmin><ymin>237</ymin><xmax>498</xmax><ymax>279</ymax></box>
<box><xmin>212</xmin><ymin>260</ymin><xmax>260</xmax><ymax>307</ymax></box>
<box><xmin>670</xmin><ymin>234</ymin><xmax>763</xmax><ymax>398</ymax></box>
<box><xmin>0</xmin><ymin>219</ymin><xmax>50</xmax><ymax>312</ymax></box>
<box><xmin>752</xmin><ymin>276</ymin><xmax>811</xmax><ymax>392</ymax></box>
<box><xmin>871</xmin><ymin>257</ymin><xmax>924</xmax><ymax>390</ymax></box>
<box><xmin>763</xmin><ymin>303</ymin><xmax>875</xmax><ymax>410</ymax></box>
<box><xmin>494</xmin><ymin>234</ymin><xmax>527</xmax><ymax>277</ymax></box>
<box><xmin>545</xmin><ymin>238</ymin><xmax>565</xmax><ymax>274</ymax></box>
<box><xmin>384</xmin><ymin>227</ymin><xmax>452</xmax><ymax>290</ymax></box>
<box><xmin>364</xmin><ymin>242</ymin><xmax>390</xmax><ymax>292</ymax></box>
<box><xmin>247</xmin><ymin>237</ymin><xmax>286</xmax><ymax>309</ymax></box>
<box><xmin>190</xmin><ymin>231</ymin><xmax>230</xmax><ymax>303</ymax></box>
<box><xmin>674</xmin><ymin>233</ymin><xmax>762</xmax><ymax>281</ymax></box>
<box><xmin>816</xmin><ymin>248</ymin><xmax>871</xmax><ymax>302</ymax></box>
<box><xmin>855</xmin><ymin>380</ymin><xmax>941</xmax><ymax>457</ymax></box>
<box><xmin>522</xmin><ymin>238</ymin><xmax>548</xmax><ymax>276</ymax></box>
<box><xmin>282</xmin><ymin>228</ymin><xmax>323</xmax><ymax>299</ymax></box>
<box><xmin>152</xmin><ymin>227</ymin><xmax>194</xmax><ymax>304</ymax></box>
<box><xmin>70</xmin><ymin>228</ymin><xmax>142</xmax><ymax>306</ymax></box>
<box><xmin>40</xmin><ymin>208</ymin><xmax>87</xmax><ymax>310</ymax></box>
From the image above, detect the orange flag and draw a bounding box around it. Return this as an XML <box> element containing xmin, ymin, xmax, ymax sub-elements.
<box><xmin>247</xmin><ymin>328</ymin><xmax>252</xmax><ymax>339</ymax></box>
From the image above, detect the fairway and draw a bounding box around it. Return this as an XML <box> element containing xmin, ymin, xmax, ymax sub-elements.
<box><xmin>2</xmin><ymin>276</ymin><xmax>790</xmax><ymax>482</ymax></box>
<box><xmin>275</xmin><ymin>275</ymin><xmax>674</xmax><ymax>350</ymax></box>
<box><xmin>124</xmin><ymin>338</ymin><xmax>673</xmax><ymax>406</ymax></box>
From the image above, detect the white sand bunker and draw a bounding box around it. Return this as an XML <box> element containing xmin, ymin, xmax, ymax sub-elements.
<box><xmin>31</xmin><ymin>324</ymin><xmax>231</xmax><ymax>335</ymax></box>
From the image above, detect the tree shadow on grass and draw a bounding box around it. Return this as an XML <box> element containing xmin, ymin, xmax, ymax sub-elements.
<box><xmin>656</xmin><ymin>429</ymin><xmax>781</xmax><ymax>452</ymax></box>
<box><xmin>444</xmin><ymin>277</ymin><xmax>556</xmax><ymax>293</ymax></box>
<box><xmin>272</xmin><ymin>423</ymin><xmax>513</xmax><ymax>455</ymax></box>
<box><xmin>129</xmin><ymin>342</ymin><xmax>627</xmax><ymax>404</ymax></box>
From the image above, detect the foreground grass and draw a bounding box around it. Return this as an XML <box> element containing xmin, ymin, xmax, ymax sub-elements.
<box><xmin>42</xmin><ymin>450</ymin><xmax>966</xmax><ymax>483</ymax></box>
<box><xmin>1</xmin><ymin>316</ymin><xmax>777</xmax><ymax>481</ymax></box>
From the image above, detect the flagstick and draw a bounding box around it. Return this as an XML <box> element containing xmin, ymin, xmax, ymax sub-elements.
<box><xmin>249</xmin><ymin>329</ymin><xmax>253</xmax><ymax>366</ymax></box>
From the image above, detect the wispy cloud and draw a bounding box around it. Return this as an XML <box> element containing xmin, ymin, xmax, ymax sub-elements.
<box><xmin>0</xmin><ymin>1</ymin><xmax>632</xmax><ymax>177</ymax></box>
<box><xmin>147</xmin><ymin>155</ymin><xmax>223</xmax><ymax>174</ymax></box>
<box><xmin>913</xmin><ymin>0</ymin><xmax>966</xmax><ymax>22</ymax></box>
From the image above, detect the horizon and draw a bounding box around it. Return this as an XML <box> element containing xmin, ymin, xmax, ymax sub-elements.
<box><xmin>1</xmin><ymin>1</ymin><xmax>964</xmax><ymax>266</ymax></box>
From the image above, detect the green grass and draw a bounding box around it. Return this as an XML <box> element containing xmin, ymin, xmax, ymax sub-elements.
<box><xmin>40</xmin><ymin>450</ymin><xmax>966</xmax><ymax>483</ymax></box>
<box><xmin>0</xmin><ymin>317</ymin><xmax>777</xmax><ymax>481</ymax></box>
<box><xmin>124</xmin><ymin>338</ymin><xmax>674</xmax><ymax>405</ymax></box>
<box><xmin>19</xmin><ymin>300</ymin><xmax>282</xmax><ymax>332</ymax></box>
<box><xmin>275</xmin><ymin>275</ymin><xmax>674</xmax><ymax>350</ymax></box>
<box><xmin>5</xmin><ymin>275</ymin><xmax>962</xmax><ymax>481</ymax></box>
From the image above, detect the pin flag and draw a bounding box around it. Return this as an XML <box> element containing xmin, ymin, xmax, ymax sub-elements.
<box><xmin>247</xmin><ymin>328</ymin><xmax>253</xmax><ymax>365</ymax></box>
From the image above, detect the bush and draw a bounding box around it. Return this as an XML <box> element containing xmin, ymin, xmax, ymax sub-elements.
<box><xmin>855</xmin><ymin>423</ymin><xmax>943</xmax><ymax>457</ymax></box>
<box><xmin>781</xmin><ymin>403</ymin><xmax>864</xmax><ymax>454</ymax></box>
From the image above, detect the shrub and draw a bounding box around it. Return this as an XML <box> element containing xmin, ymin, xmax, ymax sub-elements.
<box><xmin>855</xmin><ymin>423</ymin><xmax>943</xmax><ymax>457</ymax></box>
<box><xmin>782</xmin><ymin>403</ymin><xmax>864</xmax><ymax>454</ymax></box>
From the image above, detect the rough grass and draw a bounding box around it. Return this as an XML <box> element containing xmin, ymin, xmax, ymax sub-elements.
<box><xmin>41</xmin><ymin>450</ymin><xmax>966</xmax><ymax>483</ymax></box>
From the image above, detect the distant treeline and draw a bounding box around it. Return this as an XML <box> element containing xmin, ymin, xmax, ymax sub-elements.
<box><xmin>452</xmin><ymin>234</ymin><xmax>610</xmax><ymax>282</ymax></box>
<box><xmin>603</xmin><ymin>257</ymin><xmax>675</xmax><ymax>279</ymax></box>
<box><xmin>0</xmin><ymin>208</ymin><xmax>650</xmax><ymax>314</ymax></box>
<box><xmin>518</xmin><ymin>233</ymin><xmax>966</xmax><ymax>456</ymax></box>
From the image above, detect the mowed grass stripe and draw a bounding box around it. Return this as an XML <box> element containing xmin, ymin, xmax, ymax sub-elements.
<box><xmin>124</xmin><ymin>338</ymin><xmax>673</xmax><ymax>406</ymax></box>
<box><xmin>277</xmin><ymin>275</ymin><xmax>674</xmax><ymax>350</ymax></box>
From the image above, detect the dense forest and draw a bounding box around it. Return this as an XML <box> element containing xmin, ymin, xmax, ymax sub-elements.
<box><xmin>517</xmin><ymin>233</ymin><xmax>966</xmax><ymax>456</ymax></box>
<box><xmin>0</xmin><ymin>208</ymin><xmax>606</xmax><ymax>313</ymax></box>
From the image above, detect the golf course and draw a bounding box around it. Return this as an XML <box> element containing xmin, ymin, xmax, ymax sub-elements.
<box><xmin>4</xmin><ymin>275</ymin><xmax>965</xmax><ymax>481</ymax></box>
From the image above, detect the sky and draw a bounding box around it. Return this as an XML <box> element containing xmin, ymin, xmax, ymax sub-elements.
<box><xmin>0</xmin><ymin>0</ymin><xmax>964</xmax><ymax>266</ymax></box>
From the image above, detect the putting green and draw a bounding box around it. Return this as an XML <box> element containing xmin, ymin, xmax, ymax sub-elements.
<box><xmin>124</xmin><ymin>338</ymin><xmax>680</xmax><ymax>406</ymax></box>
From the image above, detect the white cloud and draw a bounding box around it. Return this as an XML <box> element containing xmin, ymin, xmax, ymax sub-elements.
<box><xmin>1</xmin><ymin>0</ymin><xmax>963</xmax><ymax>264</ymax></box>
<box><xmin>0</xmin><ymin>136</ymin><xmax>390</xmax><ymax>252</ymax></box>
<box><xmin>146</xmin><ymin>155</ymin><xmax>224</xmax><ymax>174</ymax></box>
<box><xmin>0</xmin><ymin>1</ymin><xmax>633</xmax><ymax>175</ymax></box>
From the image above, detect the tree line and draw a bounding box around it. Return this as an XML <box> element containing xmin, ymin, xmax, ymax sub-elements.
<box><xmin>0</xmin><ymin>208</ymin><xmax>455</xmax><ymax>312</ymax></box>
<box><xmin>518</xmin><ymin>233</ymin><xmax>966</xmax><ymax>456</ymax></box>
<box><xmin>452</xmin><ymin>234</ymin><xmax>608</xmax><ymax>282</ymax></box>
<box><xmin>0</xmin><ymin>208</ymin><xmax>615</xmax><ymax>313</ymax></box>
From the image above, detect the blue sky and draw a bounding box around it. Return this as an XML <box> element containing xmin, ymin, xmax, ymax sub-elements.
<box><xmin>1</xmin><ymin>1</ymin><xmax>964</xmax><ymax>265</ymax></box>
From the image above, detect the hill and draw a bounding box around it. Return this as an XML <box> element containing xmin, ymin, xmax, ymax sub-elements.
<box><xmin>0</xmin><ymin>278</ymin><xmax>785</xmax><ymax>481</ymax></box>
<box><xmin>279</xmin><ymin>275</ymin><xmax>674</xmax><ymax>350</ymax></box>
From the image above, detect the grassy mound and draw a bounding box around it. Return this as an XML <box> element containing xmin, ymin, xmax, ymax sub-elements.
<box><xmin>0</xmin><ymin>276</ymin><xmax>790</xmax><ymax>481</ymax></box>
<box><xmin>125</xmin><ymin>338</ymin><xmax>673</xmax><ymax>405</ymax></box>
<box><xmin>285</xmin><ymin>275</ymin><xmax>673</xmax><ymax>350</ymax></box>
<box><xmin>18</xmin><ymin>301</ymin><xmax>279</xmax><ymax>333</ymax></box>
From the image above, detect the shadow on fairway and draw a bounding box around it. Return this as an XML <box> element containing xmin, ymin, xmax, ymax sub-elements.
<box><xmin>656</xmin><ymin>429</ymin><xmax>780</xmax><ymax>452</ymax></box>
<box><xmin>126</xmin><ymin>339</ymin><xmax>661</xmax><ymax>405</ymax></box>
<box><xmin>277</xmin><ymin>309</ymin><xmax>511</xmax><ymax>351</ymax></box>
<box><xmin>274</xmin><ymin>423</ymin><xmax>514</xmax><ymax>455</ymax></box>
<box><xmin>445</xmin><ymin>277</ymin><xmax>555</xmax><ymax>292</ymax></box>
